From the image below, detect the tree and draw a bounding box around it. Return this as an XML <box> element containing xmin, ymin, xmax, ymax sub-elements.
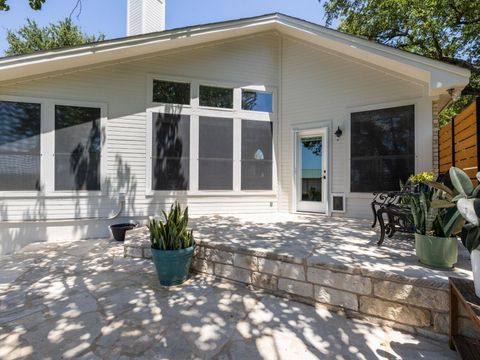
<box><xmin>0</xmin><ymin>0</ymin><xmax>46</xmax><ymax>11</ymax></box>
<box><xmin>321</xmin><ymin>0</ymin><xmax>480</xmax><ymax>126</ymax></box>
<box><xmin>5</xmin><ymin>18</ymin><xmax>104</xmax><ymax>56</ymax></box>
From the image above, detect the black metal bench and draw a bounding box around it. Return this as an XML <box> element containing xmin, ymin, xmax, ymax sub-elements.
<box><xmin>371</xmin><ymin>189</ymin><xmax>414</xmax><ymax>246</ymax></box>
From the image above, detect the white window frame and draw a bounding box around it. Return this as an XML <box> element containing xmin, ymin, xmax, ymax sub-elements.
<box><xmin>0</xmin><ymin>95</ymin><xmax>108</xmax><ymax>197</ymax></box>
<box><xmin>146</xmin><ymin>74</ymin><xmax>277</xmax><ymax>197</ymax></box>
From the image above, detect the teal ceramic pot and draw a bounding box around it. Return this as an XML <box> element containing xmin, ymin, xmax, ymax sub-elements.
<box><xmin>415</xmin><ymin>234</ymin><xmax>458</xmax><ymax>269</ymax></box>
<box><xmin>151</xmin><ymin>245</ymin><xmax>195</xmax><ymax>286</ymax></box>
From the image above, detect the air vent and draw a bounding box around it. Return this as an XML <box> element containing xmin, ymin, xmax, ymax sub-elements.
<box><xmin>331</xmin><ymin>193</ymin><xmax>345</xmax><ymax>213</ymax></box>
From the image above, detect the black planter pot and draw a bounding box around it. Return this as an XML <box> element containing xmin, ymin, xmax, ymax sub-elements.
<box><xmin>109</xmin><ymin>223</ymin><xmax>138</xmax><ymax>242</ymax></box>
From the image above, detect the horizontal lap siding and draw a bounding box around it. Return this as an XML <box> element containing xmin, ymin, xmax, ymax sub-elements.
<box><xmin>0</xmin><ymin>34</ymin><xmax>279</xmax><ymax>230</ymax></box>
<box><xmin>280</xmin><ymin>37</ymin><xmax>429</xmax><ymax>217</ymax></box>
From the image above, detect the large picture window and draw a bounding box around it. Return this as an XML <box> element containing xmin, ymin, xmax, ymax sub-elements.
<box><xmin>199</xmin><ymin>117</ymin><xmax>233</xmax><ymax>190</ymax></box>
<box><xmin>55</xmin><ymin>105</ymin><xmax>102</xmax><ymax>191</ymax></box>
<box><xmin>350</xmin><ymin>105</ymin><xmax>415</xmax><ymax>192</ymax></box>
<box><xmin>241</xmin><ymin>120</ymin><xmax>273</xmax><ymax>190</ymax></box>
<box><xmin>152</xmin><ymin>113</ymin><xmax>190</xmax><ymax>191</ymax></box>
<box><xmin>0</xmin><ymin>101</ymin><xmax>41</xmax><ymax>191</ymax></box>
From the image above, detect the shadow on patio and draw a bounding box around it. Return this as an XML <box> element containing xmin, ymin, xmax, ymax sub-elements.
<box><xmin>0</xmin><ymin>239</ymin><xmax>455</xmax><ymax>359</ymax></box>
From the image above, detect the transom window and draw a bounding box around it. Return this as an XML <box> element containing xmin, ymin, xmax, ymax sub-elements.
<box><xmin>242</xmin><ymin>90</ymin><xmax>273</xmax><ymax>113</ymax></box>
<box><xmin>0</xmin><ymin>100</ymin><xmax>41</xmax><ymax>191</ymax></box>
<box><xmin>152</xmin><ymin>80</ymin><xmax>191</xmax><ymax>105</ymax></box>
<box><xmin>199</xmin><ymin>85</ymin><xmax>233</xmax><ymax>109</ymax></box>
<box><xmin>350</xmin><ymin>105</ymin><xmax>415</xmax><ymax>192</ymax></box>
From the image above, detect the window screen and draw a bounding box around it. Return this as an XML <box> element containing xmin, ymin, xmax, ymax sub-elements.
<box><xmin>0</xmin><ymin>101</ymin><xmax>41</xmax><ymax>191</ymax></box>
<box><xmin>242</xmin><ymin>90</ymin><xmax>273</xmax><ymax>112</ymax></box>
<box><xmin>199</xmin><ymin>117</ymin><xmax>233</xmax><ymax>190</ymax></box>
<box><xmin>350</xmin><ymin>105</ymin><xmax>415</xmax><ymax>192</ymax></box>
<box><xmin>153</xmin><ymin>80</ymin><xmax>190</xmax><ymax>105</ymax></box>
<box><xmin>199</xmin><ymin>85</ymin><xmax>233</xmax><ymax>109</ymax></box>
<box><xmin>152</xmin><ymin>113</ymin><xmax>190</xmax><ymax>191</ymax></box>
<box><xmin>55</xmin><ymin>105</ymin><xmax>101</xmax><ymax>191</ymax></box>
<box><xmin>241</xmin><ymin>120</ymin><xmax>273</xmax><ymax>190</ymax></box>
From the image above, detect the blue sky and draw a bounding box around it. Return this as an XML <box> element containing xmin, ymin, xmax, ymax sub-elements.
<box><xmin>0</xmin><ymin>0</ymin><xmax>328</xmax><ymax>55</ymax></box>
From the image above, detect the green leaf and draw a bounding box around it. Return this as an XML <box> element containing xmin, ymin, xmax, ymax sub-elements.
<box><xmin>450</xmin><ymin>167</ymin><xmax>474</xmax><ymax>197</ymax></box>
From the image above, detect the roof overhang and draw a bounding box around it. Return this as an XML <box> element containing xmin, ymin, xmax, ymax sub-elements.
<box><xmin>0</xmin><ymin>13</ymin><xmax>471</xmax><ymax>97</ymax></box>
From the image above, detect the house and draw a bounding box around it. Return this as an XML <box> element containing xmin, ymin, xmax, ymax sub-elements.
<box><xmin>0</xmin><ymin>0</ymin><xmax>471</xmax><ymax>254</ymax></box>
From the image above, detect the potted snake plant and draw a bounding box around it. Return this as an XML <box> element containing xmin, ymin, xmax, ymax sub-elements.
<box><xmin>147</xmin><ymin>202</ymin><xmax>195</xmax><ymax>286</ymax></box>
<box><xmin>410</xmin><ymin>167</ymin><xmax>473</xmax><ymax>269</ymax></box>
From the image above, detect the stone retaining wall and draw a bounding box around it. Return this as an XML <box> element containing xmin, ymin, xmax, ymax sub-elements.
<box><xmin>125</xmin><ymin>228</ymin><xmax>476</xmax><ymax>341</ymax></box>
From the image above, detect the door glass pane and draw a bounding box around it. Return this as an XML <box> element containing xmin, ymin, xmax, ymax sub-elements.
<box><xmin>152</xmin><ymin>113</ymin><xmax>190</xmax><ymax>191</ymax></box>
<box><xmin>199</xmin><ymin>86</ymin><xmax>233</xmax><ymax>109</ymax></box>
<box><xmin>199</xmin><ymin>117</ymin><xmax>233</xmax><ymax>190</ymax></box>
<box><xmin>55</xmin><ymin>105</ymin><xmax>101</xmax><ymax>191</ymax></box>
<box><xmin>0</xmin><ymin>101</ymin><xmax>41</xmax><ymax>191</ymax></box>
<box><xmin>241</xmin><ymin>120</ymin><xmax>273</xmax><ymax>190</ymax></box>
<box><xmin>301</xmin><ymin>137</ymin><xmax>322</xmax><ymax>202</ymax></box>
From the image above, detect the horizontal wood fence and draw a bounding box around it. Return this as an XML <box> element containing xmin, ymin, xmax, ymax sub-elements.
<box><xmin>439</xmin><ymin>98</ymin><xmax>480</xmax><ymax>183</ymax></box>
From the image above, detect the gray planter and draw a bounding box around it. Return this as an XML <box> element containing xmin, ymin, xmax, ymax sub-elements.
<box><xmin>415</xmin><ymin>233</ymin><xmax>458</xmax><ymax>269</ymax></box>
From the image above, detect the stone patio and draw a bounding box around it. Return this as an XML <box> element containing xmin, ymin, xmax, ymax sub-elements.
<box><xmin>125</xmin><ymin>213</ymin><xmax>474</xmax><ymax>338</ymax></box>
<box><xmin>0</xmin><ymin>238</ymin><xmax>458</xmax><ymax>359</ymax></box>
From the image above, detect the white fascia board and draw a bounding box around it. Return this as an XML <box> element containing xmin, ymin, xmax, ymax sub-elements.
<box><xmin>0</xmin><ymin>13</ymin><xmax>470</xmax><ymax>95</ymax></box>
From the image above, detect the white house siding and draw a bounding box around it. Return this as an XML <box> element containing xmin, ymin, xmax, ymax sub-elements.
<box><xmin>0</xmin><ymin>33</ymin><xmax>280</xmax><ymax>254</ymax></box>
<box><xmin>0</xmin><ymin>31</ymin><xmax>437</xmax><ymax>254</ymax></box>
<box><xmin>279</xmin><ymin>37</ymin><xmax>433</xmax><ymax>218</ymax></box>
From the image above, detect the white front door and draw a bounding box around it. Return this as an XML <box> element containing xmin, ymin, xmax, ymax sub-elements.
<box><xmin>296</xmin><ymin>129</ymin><xmax>328</xmax><ymax>213</ymax></box>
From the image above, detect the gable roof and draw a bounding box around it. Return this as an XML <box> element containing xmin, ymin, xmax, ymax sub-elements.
<box><xmin>0</xmin><ymin>13</ymin><xmax>470</xmax><ymax>97</ymax></box>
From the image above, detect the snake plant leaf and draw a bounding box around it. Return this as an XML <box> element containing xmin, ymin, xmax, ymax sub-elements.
<box><xmin>457</xmin><ymin>198</ymin><xmax>480</xmax><ymax>226</ymax></box>
<box><xmin>431</xmin><ymin>199</ymin><xmax>456</xmax><ymax>209</ymax></box>
<box><xmin>477</xmin><ymin>172</ymin><xmax>480</xmax><ymax>184</ymax></box>
<box><xmin>449</xmin><ymin>167</ymin><xmax>474</xmax><ymax>197</ymax></box>
<box><xmin>424</xmin><ymin>181</ymin><xmax>453</xmax><ymax>199</ymax></box>
<box><xmin>442</xmin><ymin>209</ymin><xmax>463</xmax><ymax>237</ymax></box>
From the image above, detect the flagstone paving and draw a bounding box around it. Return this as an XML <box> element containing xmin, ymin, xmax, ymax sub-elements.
<box><xmin>0</xmin><ymin>239</ymin><xmax>457</xmax><ymax>359</ymax></box>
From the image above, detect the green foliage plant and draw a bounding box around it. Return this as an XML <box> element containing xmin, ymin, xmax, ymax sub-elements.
<box><xmin>410</xmin><ymin>167</ymin><xmax>479</xmax><ymax>237</ymax></box>
<box><xmin>147</xmin><ymin>202</ymin><xmax>195</xmax><ymax>251</ymax></box>
<box><xmin>456</xmin><ymin>171</ymin><xmax>480</xmax><ymax>253</ymax></box>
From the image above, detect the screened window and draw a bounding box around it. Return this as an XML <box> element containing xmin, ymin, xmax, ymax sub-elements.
<box><xmin>0</xmin><ymin>101</ymin><xmax>41</xmax><ymax>191</ymax></box>
<box><xmin>199</xmin><ymin>117</ymin><xmax>233</xmax><ymax>190</ymax></box>
<box><xmin>242</xmin><ymin>90</ymin><xmax>273</xmax><ymax>113</ymax></box>
<box><xmin>350</xmin><ymin>105</ymin><xmax>415</xmax><ymax>192</ymax></box>
<box><xmin>153</xmin><ymin>80</ymin><xmax>190</xmax><ymax>105</ymax></box>
<box><xmin>241</xmin><ymin>120</ymin><xmax>273</xmax><ymax>190</ymax></box>
<box><xmin>152</xmin><ymin>113</ymin><xmax>190</xmax><ymax>191</ymax></box>
<box><xmin>199</xmin><ymin>85</ymin><xmax>233</xmax><ymax>109</ymax></box>
<box><xmin>55</xmin><ymin>105</ymin><xmax>101</xmax><ymax>191</ymax></box>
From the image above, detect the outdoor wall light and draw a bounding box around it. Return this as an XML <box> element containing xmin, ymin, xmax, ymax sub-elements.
<box><xmin>334</xmin><ymin>126</ymin><xmax>343</xmax><ymax>140</ymax></box>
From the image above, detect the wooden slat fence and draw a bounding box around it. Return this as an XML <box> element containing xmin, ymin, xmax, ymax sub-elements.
<box><xmin>439</xmin><ymin>98</ymin><xmax>480</xmax><ymax>183</ymax></box>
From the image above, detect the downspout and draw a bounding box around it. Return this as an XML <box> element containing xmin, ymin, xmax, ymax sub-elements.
<box><xmin>0</xmin><ymin>194</ymin><xmax>125</xmax><ymax>224</ymax></box>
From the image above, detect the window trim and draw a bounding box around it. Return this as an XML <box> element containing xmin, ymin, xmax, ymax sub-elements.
<box><xmin>0</xmin><ymin>95</ymin><xmax>108</xmax><ymax>198</ymax></box>
<box><xmin>145</xmin><ymin>74</ymin><xmax>277</xmax><ymax>197</ymax></box>
<box><xmin>346</xmin><ymin>99</ymin><xmax>418</xmax><ymax>198</ymax></box>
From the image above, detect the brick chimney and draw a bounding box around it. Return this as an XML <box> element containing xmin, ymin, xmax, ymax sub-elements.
<box><xmin>127</xmin><ymin>0</ymin><xmax>165</xmax><ymax>36</ymax></box>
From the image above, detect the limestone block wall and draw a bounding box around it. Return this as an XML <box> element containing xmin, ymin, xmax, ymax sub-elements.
<box><xmin>124</xmin><ymin>228</ymin><xmax>476</xmax><ymax>341</ymax></box>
